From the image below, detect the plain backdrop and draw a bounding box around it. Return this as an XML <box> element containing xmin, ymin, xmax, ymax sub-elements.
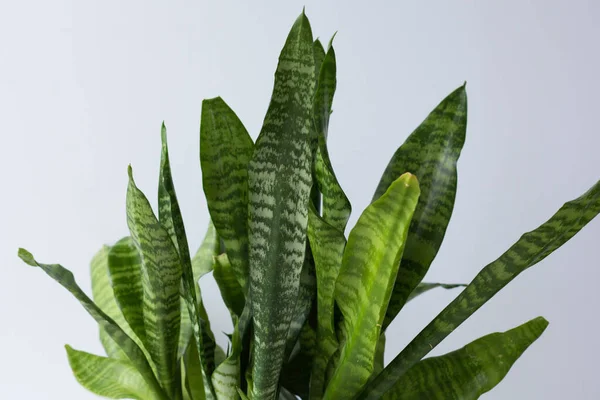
<box><xmin>1</xmin><ymin>1</ymin><xmax>599</xmax><ymax>398</ymax></box>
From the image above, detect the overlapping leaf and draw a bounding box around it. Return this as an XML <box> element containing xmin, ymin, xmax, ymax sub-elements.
<box><xmin>359</xmin><ymin>179</ymin><xmax>600</xmax><ymax>399</ymax></box>
<box><xmin>213</xmin><ymin>253</ymin><xmax>245</xmax><ymax>319</ymax></box>
<box><xmin>247</xmin><ymin>11</ymin><xmax>317</xmax><ymax>400</ymax></box>
<box><xmin>323</xmin><ymin>173</ymin><xmax>420</xmax><ymax>399</ymax></box>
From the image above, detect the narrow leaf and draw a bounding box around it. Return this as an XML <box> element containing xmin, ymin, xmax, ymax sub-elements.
<box><xmin>213</xmin><ymin>253</ymin><xmax>245</xmax><ymax>319</ymax></box>
<box><xmin>184</xmin><ymin>340</ymin><xmax>207</xmax><ymax>400</ymax></box>
<box><xmin>65</xmin><ymin>345</ymin><xmax>163</xmax><ymax>400</ymax></box>
<box><xmin>406</xmin><ymin>282</ymin><xmax>466</xmax><ymax>303</ymax></box>
<box><xmin>17</xmin><ymin>249</ymin><xmax>165</xmax><ymax>398</ymax></box>
<box><xmin>324</xmin><ymin>173</ymin><xmax>420</xmax><ymax>399</ymax></box>
<box><xmin>201</xmin><ymin>98</ymin><xmax>254</xmax><ymax>291</ymax></box>
<box><xmin>359</xmin><ymin>179</ymin><xmax>600</xmax><ymax>399</ymax></box>
<box><xmin>374</xmin><ymin>85</ymin><xmax>467</xmax><ymax>329</ymax></box>
<box><xmin>127</xmin><ymin>166</ymin><xmax>182</xmax><ymax>397</ymax></box>
<box><xmin>192</xmin><ymin>222</ymin><xmax>220</xmax><ymax>288</ymax></box>
<box><xmin>247</xmin><ymin>11</ymin><xmax>316</xmax><ymax>400</ymax></box>
<box><xmin>381</xmin><ymin>317</ymin><xmax>549</xmax><ymax>399</ymax></box>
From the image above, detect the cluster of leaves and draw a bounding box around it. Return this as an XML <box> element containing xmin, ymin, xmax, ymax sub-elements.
<box><xmin>19</xmin><ymin>11</ymin><xmax>600</xmax><ymax>400</ymax></box>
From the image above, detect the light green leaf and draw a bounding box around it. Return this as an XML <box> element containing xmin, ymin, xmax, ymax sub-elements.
<box><xmin>18</xmin><ymin>249</ymin><xmax>165</xmax><ymax>398</ymax></box>
<box><xmin>184</xmin><ymin>340</ymin><xmax>206</xmax><ymax>400</ymax></box>
<box><xmin>127</xmin><ymin>166</ymin><xmax>182</xmax><ymax>397</ymax></box>
<box><xmin>213</xmin><ymin>253</ymin><xmax>245</xmax><ymax>319</ymax></box>
<box><xmin>374</xmin><ymin>85</ymin><xmax>467</xmax><ymax>330</ymax></box>
<box><xmin>247</xmin><ymin>11</ymin><xmax>316</xmax><ymax>400</ymax></box>
<box><xmin>323</xmin><ymin>173</ymin><xmax>420</xmax><ymax>400</ymax></box>
<box><xmin>359</xmin><ymin>179</ymin><xmax>600</xmax><ymax>400</ymax></box>
<box><xmin>65</xmin><ymin>345</ymin><xmax>163</xmax><ymax>400</ymax></box>
<box><xmin>306</xmin><ymin>203</ymin><xmax>345</xmax><ymax>399</ymax></box>
<box><xmin>382</xmin><ymin>317</ymin><xmax>549</xmax><ymax>400</ymax></box>
<box><xmin>158</xmin><ymin>126</ymin><xmax>217</xmax><ymax>399</ymax></box>
<box><xmin>192</xmin><ymin>222</ymin><xmax>220</xmax><ymax>289</ymax></box>
<box><xmin>201</xmin><ymin>97</ymin><xmax>254</xmax><ymax>291</ymax></box>
<box><xmin>407</xmin><ymin>282</ymin><xmax>466</xmax><ymax>303</ymax></box>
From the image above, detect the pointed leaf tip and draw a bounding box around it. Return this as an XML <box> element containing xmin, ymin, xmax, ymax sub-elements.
<box><xmin>127</xmin><ymin>165</ymin><xmax>134</xmax><ymax>180</ymax></box>
<box><xmin>18</xmin><ymin>248</ymin><xmax>36</xmax><ymax>266</ymax></box>
<box><xmin>328</xmin><ymin>31</ymin><xmax>338</xmax><ymax>48</ymax></box>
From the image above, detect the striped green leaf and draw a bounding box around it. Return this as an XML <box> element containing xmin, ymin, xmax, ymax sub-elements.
<box><xmin>306</xmin><ymin>203</ymin><xmax>345</xmax><ymax>399</ymax></box>
<box><xmin>313</xmin><ymin>41</ymin><xmax>351</xmax><ymax>233</ymax></box>
<box><xmin>126</xmin><ymin>166</ymin><xmax>182</xmax><ymax>397</ymax></box>
<box><xmin>213</xmin><ymin>253</ymin><xmax>245</xmax><ymax>319</ymax></box>
<box><xmin>65</xmin><ymin>345</ymin><xmax>163</xmax><ymax>400</ymax></box>
<box><xmin>158</xmin><ymin>126</ymin><xmax>217</xmax><ymax>399</ymax></box>
<box><xmin>381</xmin><ymin>317</ymin><xmax>549</xmax><ymax>400</ymax></box>
<box><xmin>374</xmin><ymin>85</ymin><xmax>467</xmax><ymax>330</ymax></box>
<box><xmin>323</xmin><ymin>173</ymin><xmax>420</xmax><ymax>399</ymax></box>
<box><xmin>359</xmin><ymin>179</ymin><xmax>600</xmax><ymax>400</ymax></box>
<box><xmin>407</xmin><ymin>282</ymin><xmax>466</xmax><ymax>303</ymax></box>
<box><xmin>247</xmin><ymin>11</ymin><xmax>316</xmax><ymax>400</ymax></box>
<box><xmin>201</xmin><ymin>97</ymin><xmax>254</xmax><ymax>291</ymax></box>
<box><xmin>17</xmin><ymin>249</ymin><xmax>165</xmax><ymax>398</ymax></box>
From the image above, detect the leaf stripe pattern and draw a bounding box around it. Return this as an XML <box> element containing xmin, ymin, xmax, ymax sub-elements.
<box><xmin>247</xmin><ymin>11</ymin><xmax>316</xmax><ymax>400</ymax></box>
<box><xmin>158</xmin><ymin>126</ymin><xmax>217</xmax><ymax>399</ymax></box>
<box><xmin>66</xmin><ymin>345</ymin><xmax>163</xmax><ymax>400</ymax></box>
<box><xmin>375</xmin><ymin>85</ymin><xmax>467</xmax><ymax>330</ymax></box>
<box><xmin>200</xmin><ymin>98</ymin><xmax>254</xmax><ymax>291</ymax></box>
<box><xmin>127</xmin><ymin>166</ymin><xmax>182</xmax><ymax>398</ymax></box>
<box><xmin>324</xmin><ymin>173</ymin><xmax>420</xmax><ymax>400</ymax></box>
<box><xmin>17</xmin><ymin>249</ymin><xmax>166</xmax><ymax>399</ymax></box>
<box><xmin>359</xmin><ymin>179</ymin><xmax>600</xmax><ymax>400</ymax></box>
<box><xmin>381</xmin><ymin>317</ymin><xmax>549</xmax><ymax>399</ymax></box>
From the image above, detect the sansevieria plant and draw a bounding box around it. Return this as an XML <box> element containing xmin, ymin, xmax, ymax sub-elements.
<box><xmin>18</xmin><ymin>10</ymin><xmax>600</xmax><ymax>400</ymax></box>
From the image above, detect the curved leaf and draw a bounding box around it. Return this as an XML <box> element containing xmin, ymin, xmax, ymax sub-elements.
<box><xmin>214</xmin><ymin>253</ymin><xmax>245</xmax><ymax>319</ymax></box>
<box><xmin>65</xmin><ymin>345</ymin><xmax>163</xmax><ymax>400</ymax></box>
<box><xmin>247</xmin><ymin>11</ymin><xmax>316</xmax><ymax>400</ymax></box>
<box><xmin>374</xmin><ymin>85</ymin><xmax>467</xmax><ymax>330</ymax></box>
<box><xmin>183</xmin><ymin>340</ymin><xmax>206</xmax><ymax>400</ymax></box>
<box><xmin>323</xmin><ymin>173</ymin><xmax>420</xmax><ymax>399</ymax></box>
<box><xmin>406</xmin><ymin>282</ymin><xmax>466</xmax><ymax>303</ymax></box>
<box><xmin>17</xmin><ymin>249</ymin><xmax>165</xmax><ymax>398</ymax></box>
<box><xmin>192</xmin><ymin>222</ymin><xmax>219</xmax><ymax>285</ymax></box>
<box><xmin>382</xmin><ymin>317</ymin><xmax>549</xmax><ymax>399</ymax></box>
<box><xmin>200</xmin><ymin>98</ymin><xmax>254</xmax><ymax>291</ymax></box>
<box><xmin>359</xmin><ymin>179</ymin><xmax>600</xmax><ymax>400</ymax></box>
<box><xmin>127</xmin><ymin>166</ymin><xmax>182</xmax><ymax>397</ymax></box>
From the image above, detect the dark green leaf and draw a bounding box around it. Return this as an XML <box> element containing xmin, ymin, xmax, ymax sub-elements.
<box><xmin>406</xmin><ymin>282</ymin><xmax>466</xmax><ymax>303</ymax></box>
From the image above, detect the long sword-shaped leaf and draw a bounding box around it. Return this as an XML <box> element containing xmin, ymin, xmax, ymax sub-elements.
<box><xmin>374</xmin><ymin>85</ymin><xmax>467</xmax><ymax>330</ymax></box>
<box><xmin>158</xmin><ymin>126</ymin><xmax>217</xmax><ymax>399</ymax></box>
<box><xmin>17</xmin><ymin>249</ymin><xmax>166</xmax><ymax>398</ymax></box>
<box><xmin>65</xmin><ymin>345</ymin><xmax>163</xmax><ymax>400</ymax></box>
<box><xmin>323</xmin><ymin>173</ymin><xmax>420</xmax><ymax>399</ymax></box>
<box><xmin>214</xmin><ymin>253</ymin><xmax>245</xmax><ymax>319</ymax></box>
<box><xmin>184</xmin><ymin>340</ymin><xmax>206</xmax><ymax>400</ymax></box>
<box><xmin>247</xmin><ymin>11</ymin><xmax>316</xmax><ymax>400</ymax></box>
<box><xmin>359</xmin><ymin>179</ymin><xmax>600</xmax><ymax>399</ymax></box>
<box><xmin>200</xmin><ymin>98</ymin><xmax>254</xmax><ymax>290</ymax></box>
<box><xmin>381</xmin><ymin>317</ymin><xmax>549</xmax><ymax>400</ymax></box>
<box><xmin>406</xmin><ymin>282</ymin><xmax>466</xmax><ymax>303</ymax></box>
<box><xmin>306</xmin><ymin>203</ymin><xmax>345</xmax><ymax>399</ymax></box>
<box><xmin>313</xmin><ymin>40</ymin><xmax>351</xmax><ymax>233</ymax></box>
<box><xmin>127</xmin><ymin>166</ymin><xmax>182</xmax><ymax>397</ymax></box>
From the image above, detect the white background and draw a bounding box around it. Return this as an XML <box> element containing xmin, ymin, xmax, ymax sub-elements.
<box><xmin>1</xmin><ymin>1</ymin><xmax>599</xmax><ymax>398</ymax></box>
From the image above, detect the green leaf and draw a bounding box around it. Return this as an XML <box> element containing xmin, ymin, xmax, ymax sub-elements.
<box><xmin>158</xmin><ymin>126</ymin><xmax>217</xmax><ymax>399</ymax></box>
<box><xmin>381</xmin><ymin>317</ymin><xmax>549</xmax><ymax>400</ymax></box>
<box><xmin>306</xmin><ymin>203</ymin><xmax>345</xmax><ymax>399</ymax></box>
<box><xmin>313</xmin><ymin>41</ymin><xmax>351</xmax><ymax>233</ymax></box>
<box><xmin>406</xmin><ymin>282</ymin><xmax>466</xmax><ymax>303</ymax></box>
<box><xmin>183</xmin><ymin>340</ymin><xmax>206</xmax><ymax>400</ymax></box>
<box><xmin>192</xmin><ymin>221</ymin><xmax>220</xmax><ymax>290</ymax></box>
<box><xmin>323</xmin><ymin>173</ymin><xmax>420</xmax><ymax>399</ymax></box>
<box><xmin>17</xmin><ymin>249</ymin><xmax>165</xmax><ymax>398</ymax></box>
<box><xmin>213</xmin><ymin>253</ymin><xmax>245</xmax><ymax>319</ymax></box>
<box><xmin>374</xmin><ymin>85</ymin><xmax>467</xmax><ymax>330</ymax></box>
<box><xmin>65</xmin><ymin>345</ymin><xmax>163</xmax><ymax>400</ymax></box>
<box><xmin>200</xmin><ymin>97</ymin><xmax>254</xmax><ymax>291</ymax></box>
<box><xmin>359</xmin><ymin>179</ymin><xmax>600</xmax><ymax>400</ymax></box>
<box><xmin>247</xmin><ymin>11</ymin><xmax>316</xmax><ymax>400</ymax></box>
<box><xmin>126</xmin><ymin>166</ymin><xmax>182</xmax><ymax>397</ymax></box>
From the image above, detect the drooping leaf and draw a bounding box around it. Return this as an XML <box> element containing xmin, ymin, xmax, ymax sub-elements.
<box><xmin>158</xmin><ymin>126</ymin><xmax>217</xmax><ymax>399</ymax></box>
<box><xmin>65</xmin><ymin>345</ymin><xmax>163</xmax><ymax>400</ymax></box>
<box><xmin>213</xmin><ymin>253</ymin><xmax>245</xmax><ymax>319</ymax></box>
<box><xmin>406</xmin><ymin>282</ymin><xmax>466</xmax><ymax>303</ymax></box>
<box><xmin>306</xmin><ymin>203</ymin><xmax>345</xmax><ymax>399</ymax></box>
<box><xmin>126</xmin><ymin>166</ymin><xmax>182</xmax><ymax>397</ymax></box>
<box><xmin>374</xmin><ymin>85</ymin><xmax>467</xmax><ymax>330</ymax></box>
<box><xmin>313</xmin><ymin>41</ymin><xmax>351</xmax><ymax>233</ymax></box>
<box><xmin>359</xmin><ymin>179</ymin><xmax>600</xmax><ymax>400</ymax></box>
<box><xmin>200</xmin><ymin>97</ymin><xmax>254</xmax><ymax>291</ymax></box>
<box><xmin>381</xmin><ymin>317</ymin><xmax>549</xmax><ymax>400</ymax></box>
<box><xmin>247</xmin><ymin>11</ymin><xmax>316</xmax><ymax>400</ymax></box>
<box><xmin>323</xmin><ymin>173</ymin><xmax>420</xmax><ymax>399</ymax></box>
<box><xmin>17</xmin><ymin>249</ymin><xmax>165</xmax><ymax>398</ymax></box>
